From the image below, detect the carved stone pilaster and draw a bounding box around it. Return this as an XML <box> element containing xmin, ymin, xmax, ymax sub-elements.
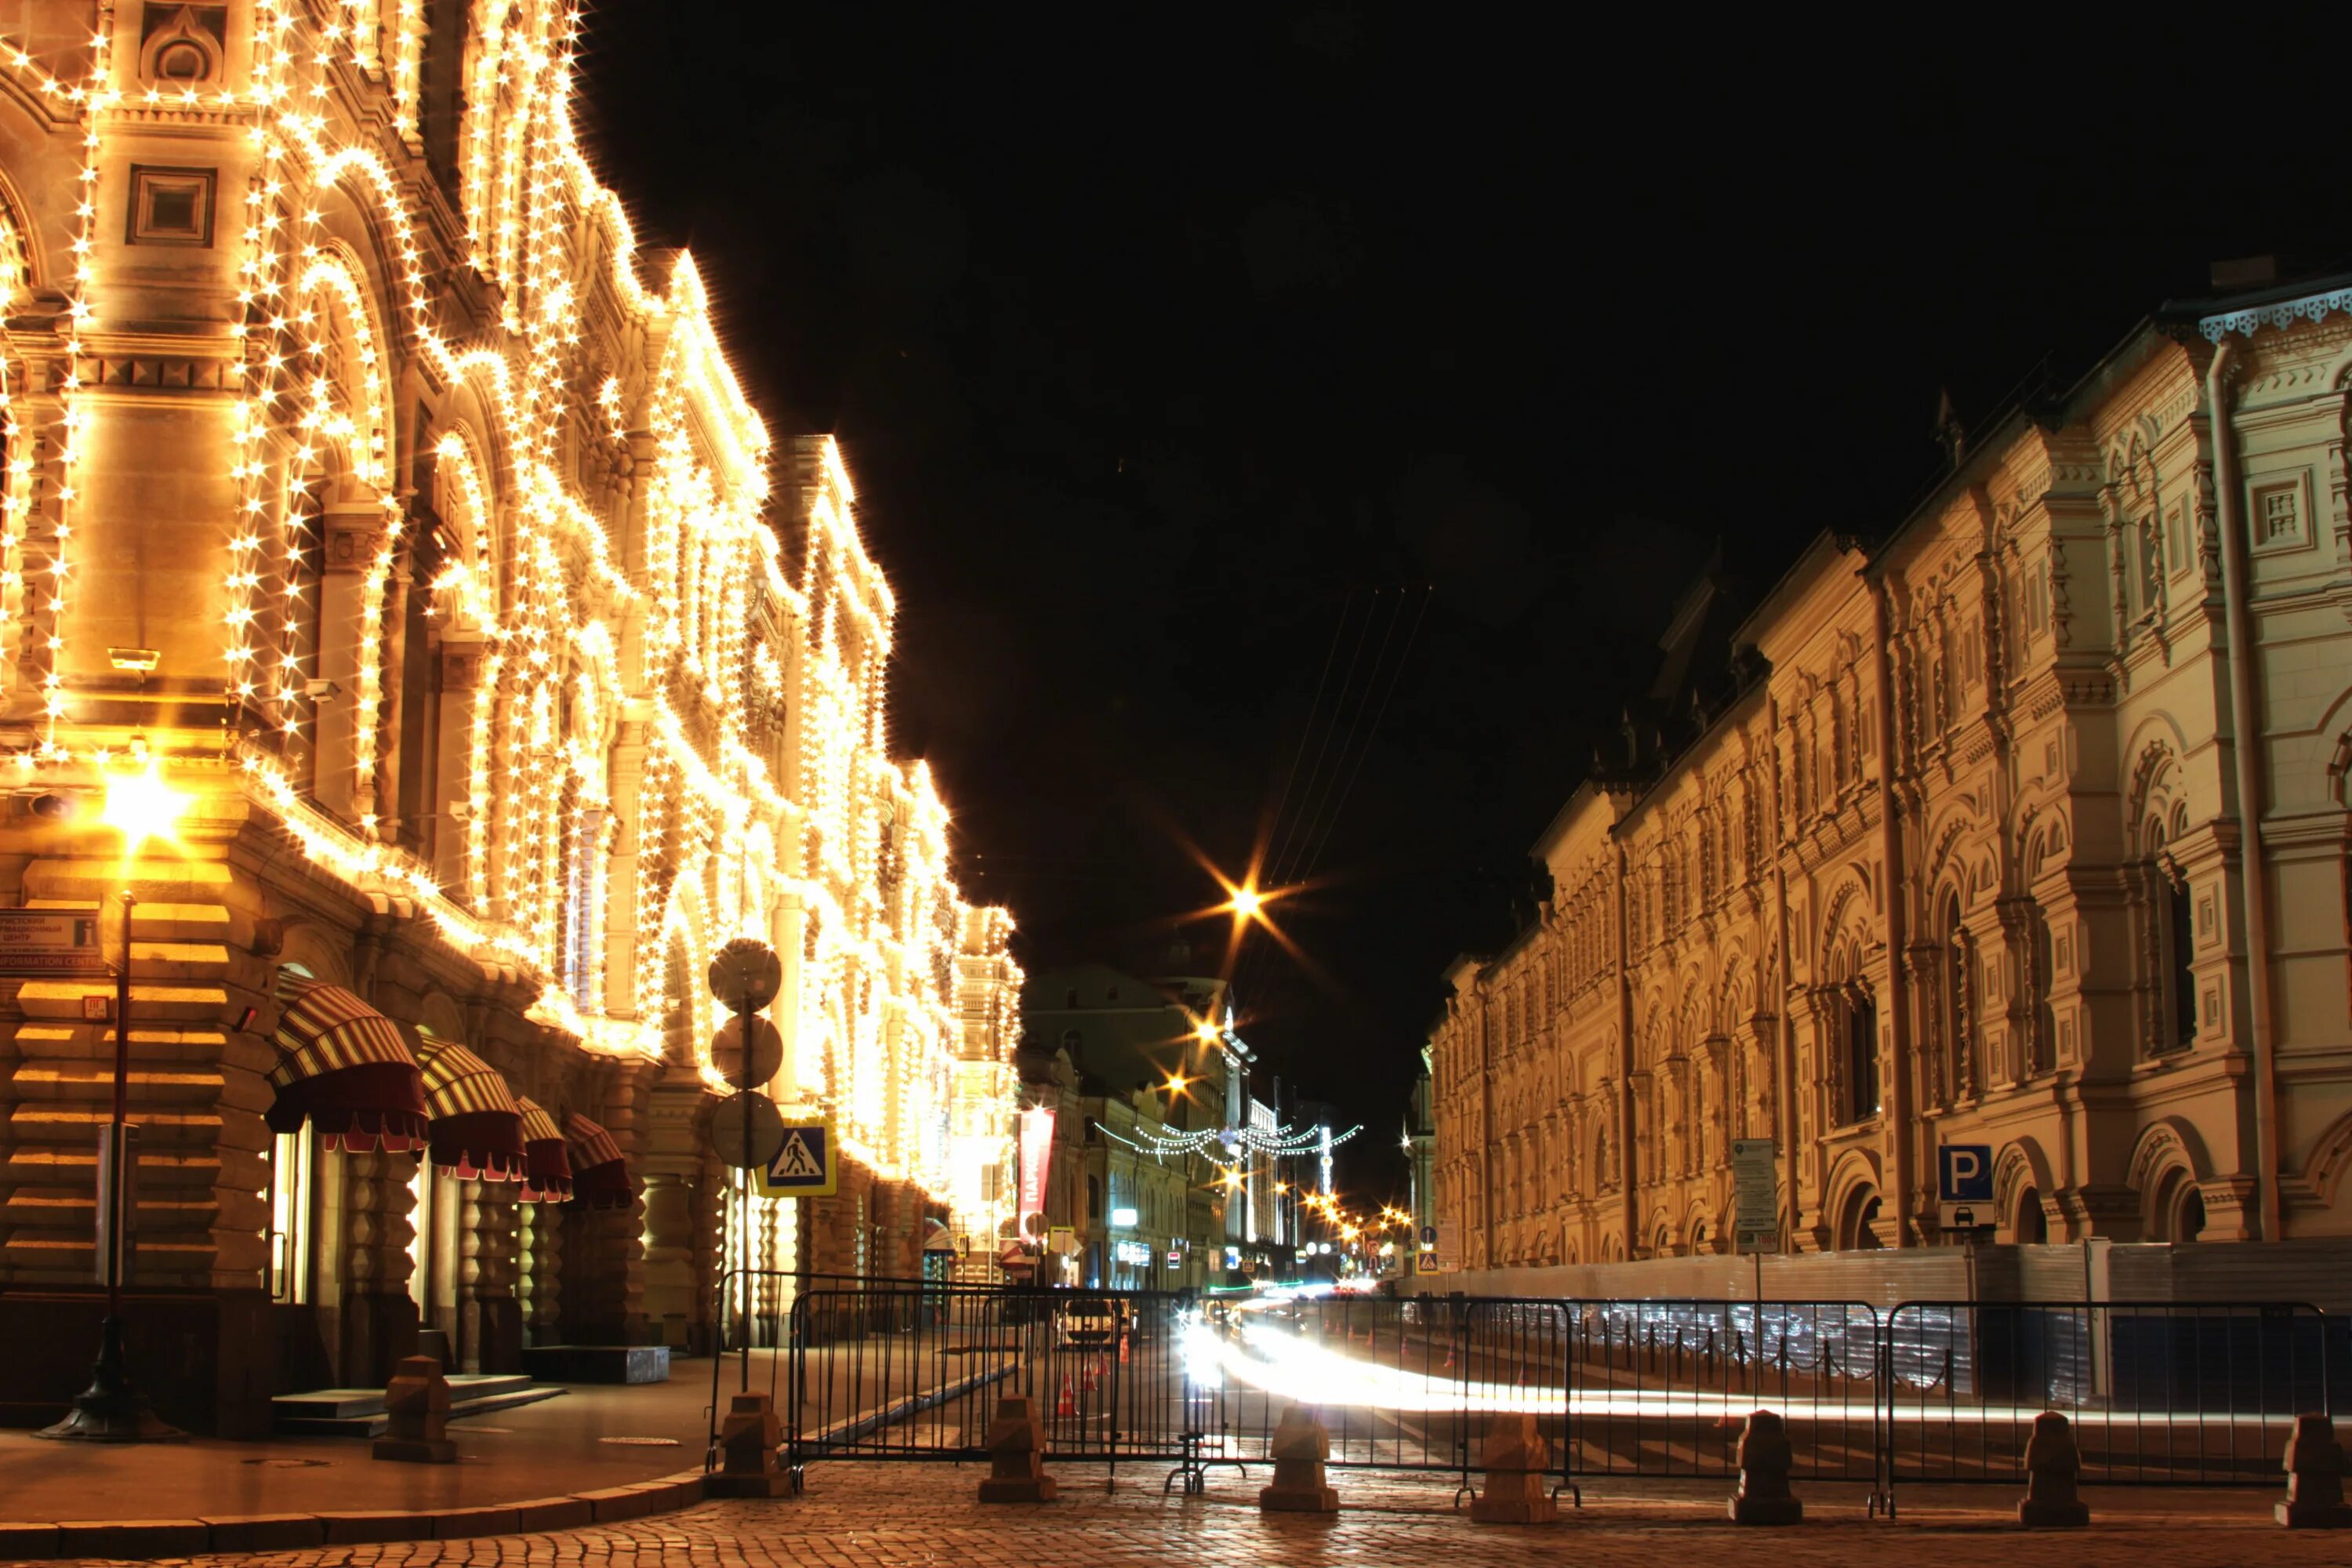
<box><xmin>1904</xmin><ymin>942</ymin><xmax>1946</xmax><ymax>1113</ymax></box>
<box><xmin>521</xmin><ymin>1198</ymin><xmax>562</xmax><ymax>1346</ymax></box>
<box><xmin>338</xmin><ymin>1149</ymin><xmax>420</xmax><ymax>1385</ymax></box>
<box><xmin>461</xmin><ymin>1180</ymin><xmax>521</xmax><ymax>1372</ymax></box>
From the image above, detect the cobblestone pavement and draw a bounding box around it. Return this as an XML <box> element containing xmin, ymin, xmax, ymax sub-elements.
<box><xmin>31</xmin><ymin>1463</ymin><xmax>2352</xmax><ymax>1568</ymax></box>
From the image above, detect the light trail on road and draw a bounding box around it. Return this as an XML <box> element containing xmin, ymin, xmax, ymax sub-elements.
<box><xmin>1180</xmin><ymin>1313</ymin><xmax>2299</xmax><ymax>1431</ymax></box>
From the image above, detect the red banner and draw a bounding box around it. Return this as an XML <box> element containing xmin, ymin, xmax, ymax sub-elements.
<box><xmin>1018</xmin><ymin>1105</ymin><xmax>1054</xmax><ymax>1231</ymax></box>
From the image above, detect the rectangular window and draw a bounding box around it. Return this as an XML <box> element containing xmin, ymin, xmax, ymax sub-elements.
<box><xmin>2252</xmin><ymin>477</ymin><xmax>2311</xmax><ymax>554</ymax></box>
<box><xmin>125</xmin><ymin>164</ymin><xmax>216</xmax><ymax>247</ymax></box>
<box><xmin>2264</xmin><ymin>490</ymin><xmax>2296</xmax><ymax>541</ymax></box>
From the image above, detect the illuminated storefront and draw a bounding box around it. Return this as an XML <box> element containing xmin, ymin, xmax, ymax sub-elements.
<box><xmin>0</xmin><ymin>0</ymin><xmax>1017</xmax><ymax>1432</ymax></box>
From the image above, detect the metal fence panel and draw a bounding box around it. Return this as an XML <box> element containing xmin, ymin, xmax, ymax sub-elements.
<box><xmin>1559</xmin><ymin>1299</ymin><xmax>1882</xmax><ymax>1485</ymax></box>
<box><xmin>706</xmin><ymin>1277</ymin><xmax>2331</xmax><ymax>1505</ymax></box>
<box><xmin>1882</xmin><ymin>1299</ymin><xmax>2332</xmax><ymax>1503</ymax></box>
<box><xmin>1185</xmin><ymin>1292</ymin><xmax>1570</xmax><ymax>1490</ymax></box>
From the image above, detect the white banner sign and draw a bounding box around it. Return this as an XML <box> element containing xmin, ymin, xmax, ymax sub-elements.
<box><xmin>1731</xmin><ymin>1138</ymin><xmax>1780</xmax><ymax>1254</ymax></box>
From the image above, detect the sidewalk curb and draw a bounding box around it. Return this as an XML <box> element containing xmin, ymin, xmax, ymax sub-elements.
<box><xmin>0</xmin><ymin>1470</ymin><xmax>720</xmax><ymax>1561</ymax></box>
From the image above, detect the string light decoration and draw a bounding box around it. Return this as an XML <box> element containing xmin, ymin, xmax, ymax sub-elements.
<box><xmin>0</xmin><ymin>0</ymin><xmax>1022</xmax><ymax>1213</ymax></box>
<box><xmin>1096</xmin><ymin>1119</ymin><xmax>1365</xmax><ymax>1160</ymax></box>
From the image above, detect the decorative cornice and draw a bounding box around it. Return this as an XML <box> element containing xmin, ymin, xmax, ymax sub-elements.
<box><xmin>2198</xmin><ymin>286</ymin><xmax>2352</xmax><ymax>343</ymax></box>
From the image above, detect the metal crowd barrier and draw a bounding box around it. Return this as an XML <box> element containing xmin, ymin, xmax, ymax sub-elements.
<box><xmin>698</xmin><ymin>1277</ymin><xmax>2337</xmax><ymax>1508</ymax></box>
<box><xmin>1880</xmin><ymin>1299</ymin><xmax>2336</xmax><ymax>1512</ymax></box>
<box><xmin>1192</xmin><ymin>1292</ymin><xmax>1572</xmax><ymax>1498</ymax></box>
<box><xmin>1563</xmin><ymin>1299</ymin><xmax>1882</xmax><ymax>1490</ymax></box>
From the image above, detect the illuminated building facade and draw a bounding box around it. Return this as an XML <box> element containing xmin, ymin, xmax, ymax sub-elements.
<box><xmin>1433</xmin><ymin>274</ymin><xmax>2352</xmax><ymax>1276</ymax></box>
<box><xmin>0</xmin><ymin>0</ymin><xmax>1017</xmax><ymax>1431</ymax></box>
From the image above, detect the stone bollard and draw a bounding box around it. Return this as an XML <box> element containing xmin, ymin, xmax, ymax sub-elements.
<box><xmin>2016</xmin><ymin>1411</ymin><xmax>2089</xmax><ymax>1527</ymax></box>
<box><xmin>706</xmin><ymin>1391</ymin><xmax>790</xmax><ymax>1498</ymax></box>
<box><xmin>2277</xmin><ymin>1413</ymin><xmax>2352</xmax><ymax>1528</ymax></box>
<box><xmin>1469</xmin><ymin>1411</ymin><xmax>1557</xmax><ymax>1524</ymax></box>
<box><xmin>371</xmin><ymin>1355</ymin><xmax>456</xmax><ymax>1464</ymax></box>
<box><xmin>1726</xmin><ymin>1409</ymin><xmax>1802</xmax><ymax>1525</ymax></box>
<box><xmin>1259</xmin><ymin>1404</ymin><xmax>1340</xmax><ymax>1513</ymax></box>
<box><xmin>977</xmin><ymin>1395</ymin><xmax>1058</xmax><ymax>1503</ymax></box>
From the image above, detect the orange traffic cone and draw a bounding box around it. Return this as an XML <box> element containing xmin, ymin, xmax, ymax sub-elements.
<box><xmin>1056</xmin><ymin>1374</ymin><xmax>1076</xmax><ymax>1418</ymax></box>
<box><xmin>1118</xmin><ymin>1334</ymin><xmax>1131</xmax><ymax>1366</ymax></box>
<box><xmin>1082</xmin><ymin>1359</ymin><xmax>1098</xmax><ymax>1392</ymax></box>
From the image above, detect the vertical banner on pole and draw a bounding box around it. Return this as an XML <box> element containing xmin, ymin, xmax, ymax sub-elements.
<box><xmin>1730</xmin><ymin>1139</ymin><xmax>1780</xmax><ymax>1254</ymax></box>
<box><xmin>1018</xmin><ymin>1105</ymin><xmax>1055</xmax><ymax>1236</ymax></box>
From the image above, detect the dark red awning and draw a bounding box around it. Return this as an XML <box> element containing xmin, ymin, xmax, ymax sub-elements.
<box><xmin>266</xmin><ymin>982</ymin><xmax>431</xmax><ymax>1153</ymax></box>
<box><xmin>517</xmin><ymin>1097</ymin><xmax>572</xmax><ymax>1202</ymax></box>
<box><xmin>562</xmin><ymin>1110</ymin><xmax>633</xmax><ymax>1210</ymax></box>
<box><xmin>412</xmin><ymin>1035</ymin><xmax>526</xmax><ymax>1181</ymax></box>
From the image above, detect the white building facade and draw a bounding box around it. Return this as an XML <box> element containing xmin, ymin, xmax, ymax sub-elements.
<box><xmin>1433</xmin><ymin>281</ymin><xmax>2352</xmax><ymax>1276</ymax></box>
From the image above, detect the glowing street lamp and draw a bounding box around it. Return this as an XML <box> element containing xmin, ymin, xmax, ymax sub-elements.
<box><xmin>39</xmin><ymin>757</ymin><xmax>191</xmax><ymax>1442</ymax></box>
<box><xmin>98</xmin><ymin>759</ymin><xmax>189</xmax><ymax>864</ymax></box>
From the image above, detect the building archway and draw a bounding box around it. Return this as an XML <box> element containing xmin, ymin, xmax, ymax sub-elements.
<box><xmin>2147</xmin><ymin>1167</ymin><xmax>2206</xmax><ymax>1244</ymax></box>
<box><xmin>1836</xmin><ymin>1182</ymin><xmax>1886</xmax><ymax>1250</ymax></box>
<box><xmin>2015</xmin><ymin>1185</ymin><xmax>2049</xmax><ymax>1243</ymax></box>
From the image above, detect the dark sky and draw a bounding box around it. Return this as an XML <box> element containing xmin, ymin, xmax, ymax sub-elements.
<box><xmin>579</xmin><ymin>8</ymin><xmax>2347</xmax><ymax>1200</ymax></box>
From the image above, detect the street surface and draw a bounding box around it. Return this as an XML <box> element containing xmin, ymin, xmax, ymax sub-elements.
<box><xmin>32</xmin><ymin>1463</ymin><xmax>2352</xmax><ymax>1568</ymax></box>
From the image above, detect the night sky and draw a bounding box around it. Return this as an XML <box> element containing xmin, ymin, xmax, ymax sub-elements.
<box><xmin>581</xmin><ymin>9</ymin><xmax>2347</xmax><ymax>1198</ymax></box>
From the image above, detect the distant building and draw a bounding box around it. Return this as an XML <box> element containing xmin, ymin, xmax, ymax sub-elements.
<box><xmin>1433</xmin><ymin>271</ymin><xmax>2352</xmax><ymax>1276</ymax></box>
<box><xmin>1405</xmin><ymin>1047</ymin><xmax>1436</xmax><ymax>1243</ymax></box>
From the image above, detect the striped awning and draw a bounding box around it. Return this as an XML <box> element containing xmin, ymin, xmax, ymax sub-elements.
<box><xmin>264</xmin><ymin>981</ymin><xmax>431</xmax><ymax>1153</ymax></box>
<box><xmin>563</xmin><ymin>1110</ymin><xmax>633</xmax><ymax>1210</ymax></box>
<box><xmin>516</xmin><ymin>1096</ymin><xmax>572</xmax><ymax>1202</ymax></box>
<box><xmin>411</xmin><ymin>1034</ymin><xmax>526</xmax><ymax>1181</ymax></box>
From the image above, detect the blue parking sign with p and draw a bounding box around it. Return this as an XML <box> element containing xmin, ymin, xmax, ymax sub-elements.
<box><xmin>1939</xmin><ymin>1144</ymin><xmax>1993</xmax><ymax>1203</ymax></box>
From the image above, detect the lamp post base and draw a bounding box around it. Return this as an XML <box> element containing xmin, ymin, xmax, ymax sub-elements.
<box><xmin>31</xmin><ymin>1316</ymin><xmax>187</xmax><ymax>1443</ymax></box>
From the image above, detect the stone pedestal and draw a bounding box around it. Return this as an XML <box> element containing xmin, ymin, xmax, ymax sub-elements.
<box><xmin>2277</xmin><ymin>1414</ymin><xmax>2352</xmax><ymax>1528</ymax></box>
<box><xmin>2016</xmin><ymin>1410</ymin><xmax>2089</xmax><ymax>1526</ymax></box>
<box><xmin>1470</xmin><ymin>1412</ymin><xmax>1557</xmax><ymax>1524</ymax></box>
<box><xmin>706</xmin><ymin>1391</ymin><xmax>789</xmax><ymax>1498</ymax></box>
<box><xmin>1726</xmin><ymin>1409</ymin><xmax>1802</xmax><ymax>1524</ymax></box>
<box><xmin>1258</xmin><ymin>1405</ymin><xmax>1339</xmax><ymax>1514</ymax></box>
<box><xmin>370</xmin><ymin>1355</ymin><xmax>454</xmax><ymax>1463</ymax></box>
<box><xmin>977</xmin><ymin>1395</ymin><xmax>1058</xmax><ymax>1503</ymax></box>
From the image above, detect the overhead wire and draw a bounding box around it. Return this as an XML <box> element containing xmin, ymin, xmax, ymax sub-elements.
<box><xmin>1233</xmin><ymin>585</ymin><xmax>1428</xmax><ymax>1009</ymax></box>
<box><xmin>1294</xmin><ymin>584</ymin><xmax>1430</xmax><ymax>889</ymax></box>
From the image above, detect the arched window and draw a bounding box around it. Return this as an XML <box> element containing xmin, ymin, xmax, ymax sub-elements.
<box><xmin>1086</xmin><ymin>1175</ymin><xmax>1101</xmax><ymax>1221</ymax></box>
<box><xmin>1843</xmin><ymin>989</ymin><xmax>1880</xmax><ymax>1123</ymax></box>
<box><xmin>2016</xmin><ymin>1185</ymin><xmax>2049</xmax><ymax>1244</ymax></box>
<box><xmin>1942</xmin><ymin>894</ymin><xmax>1975</xmax><ymax>1102</ymax></box>
<box><xmin>2029</xmin><ymin>909</ymin><xmax>2057</xmax><ymax>1076</ymax></box>
<box><xmin>2164</xmin><ymin>870</ymin><xmax>2197</xmax><ymax>1050</ymax></box>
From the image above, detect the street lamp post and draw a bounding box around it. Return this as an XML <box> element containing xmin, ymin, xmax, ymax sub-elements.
<box><xmin>35</xmin><ymin>760</ymin><xmax>190</xmax><ymax>1442</ymax></box>
<box><xmin>37</xmin><ymin>886</ymin><xmax>181</xmax><ymax>1441</ymax></box>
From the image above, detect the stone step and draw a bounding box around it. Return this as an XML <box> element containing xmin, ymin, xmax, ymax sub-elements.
<box><xmin>11</xmin><ymin>1064</ymin><xmax>230</xmax><ymax>1102</ymax></box>
<box><xmin>17</xmin><ymin>981</ymin><xmax>230</xmax><ymax>1022</ymax></box>
<box><xmin>26</xmin><ymin>858</ymin><xmax>234</xmax><ymax>903</ymax></box>
<box><xmin>270</xmin><ymin>1375</ymin><xmax>560</xmax><ymax>1438</ymax></box>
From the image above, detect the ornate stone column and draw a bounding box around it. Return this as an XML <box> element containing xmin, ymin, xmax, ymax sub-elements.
<box><xmin>339</xmin><ymin>1149</ymin><xmax>420</xmax><ymax>1385</ymax></box>
<box><xmin>521</xmin><ymin>1198</ymin><xmax>562</xmax><ymax>1348</ymax></box>
<box><xmin>463</xmin><ymin>1179</ymin><xmax>521</xmax><ymax>1373</ymax></box>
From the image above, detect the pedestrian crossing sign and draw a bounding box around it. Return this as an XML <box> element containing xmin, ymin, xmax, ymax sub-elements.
<box><xmin>755</xmin><ymin>1120</ymin><xmax>837</xmax><ymax>1196</ymax></box>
